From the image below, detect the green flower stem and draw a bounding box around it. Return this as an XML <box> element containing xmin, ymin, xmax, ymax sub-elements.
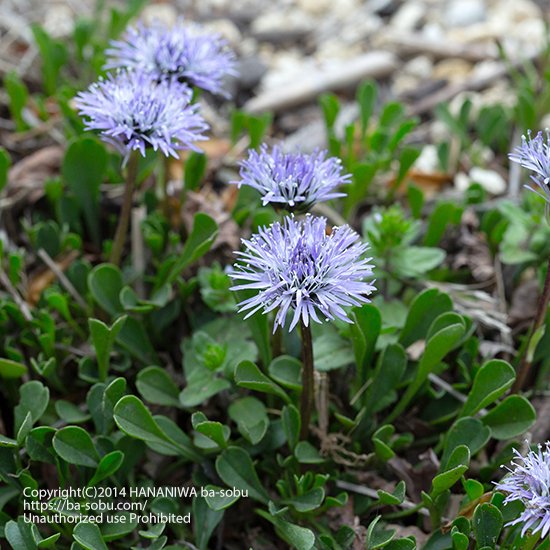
<box><xmin>110</xmin><ymin>152</ymin><xmax>139</xmax><ymax>266</ymax></box>
<box><xmin>299</xmin><ymin>320</ymin><xmax>314</xmax><ymax>440</ymax></box>
<box><xmin>513</xmin><ymin>256</ymin><xmax>550</xmax><ymax>392</ymax></box>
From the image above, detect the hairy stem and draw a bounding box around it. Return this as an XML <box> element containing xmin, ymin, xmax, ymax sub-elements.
<box><xmin>513</xmin><ymin>256</ymin><xmax>550</xmax><ymax>392</ymax></box>
<box><xmin>300</xmin><ymin>321</ymin><xmax>314</xmax><ymax>440</ymax></box>
<box><xmin>110</xmin><ymin>153</ymin><xmax>139</xmax><ymax>266</ymax></box>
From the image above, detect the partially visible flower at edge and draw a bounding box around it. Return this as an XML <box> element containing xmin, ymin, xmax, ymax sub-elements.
<box><xmin>105</xmin><ymin>20</ymin><xmax>237</xmax><ymax>97</ymax></box>
<box><xmin>509</xmin><ymin>130</ymin><xmax>550</xmax><ymax>205</ymax></box>
<box><xmin>235</xmin><ymin>145</ymin><xmax>350</xmax><ymax>210</ymax></box>
<box><xmin>74</xmin><ymin>70</ymin><xmax>208</xmax><ymax>162</ymax></box>
<box><xmin>495</xmin><ymin>442</ymin><xmax>550</xmax><ymax>538</ymax></box>
<box><xmin>229</xmin><ymin>214</ymin><xmax>376</xmax><ymax>332</ymax></box>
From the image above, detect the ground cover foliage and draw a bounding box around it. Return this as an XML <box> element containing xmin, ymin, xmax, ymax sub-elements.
<box><xmin>1</xmin><ymin>2</ymin><xmax>550</xmax><ymax>549</ymax></box>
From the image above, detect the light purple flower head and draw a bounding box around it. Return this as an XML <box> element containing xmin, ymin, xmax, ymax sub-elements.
<box><xmin>74</xmin><ymin>70</ymin><xmax>208</xmax><ymax>162</ymax></box>
<box><xmin>105</xmin><ymin>20</ymin><xmax>237</xmax><ymax>97</ymax></box>
<box><xmin>236</xmin><ymin>145</ymin><xmax>350</xmax><ymax>210</ymax></box>
<box><xmin>229</xmin><ymin>215</ymin><xmax>375</xmax><ymax>332</ymax></box>
<box><xmin>495</xmin><ymin>442</ymin><xmax>550</xmax><ymax>538</ymax></box>
<box><xmin>509</xmin><ymin>130</ymin><xmax>550</xmax><ymax>204</ymax></box>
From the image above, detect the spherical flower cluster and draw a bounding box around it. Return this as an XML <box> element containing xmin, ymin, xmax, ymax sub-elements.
<box><xmin>229</xmin><ymin>215</ymin><xmax>375</xmax><ymax>332</ymax></box>
<box><xmin>105</xmin><ymin>20</ymin><xmax>237</xmax><ymax>97</ymax></box>
<box><xmin>236</xmin><ymin>145</ymin><xmax>350</xmax><ymax>209</ymax></box>
<box><xmin>75</xmin><ymin>70</ymin><xmax>208</xmax><ymax>161</ymax></box>
<box><xmin>509</xmin><ymin>130</ymin><xmax>550</xmax><ymax>204</ymax></box>
<box><xmin>495</xmin><ymin>443</ymin><xmax>550</xmax><ymax>538</ymax></box>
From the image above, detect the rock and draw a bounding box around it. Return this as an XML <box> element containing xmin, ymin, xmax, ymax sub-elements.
<box><xmin>469</xmin><ymin>167</ymin><xmax>507</xmax><ymax>194</ymax></box>
<box><xmin>237</xmin><ymin>56</ymin><xmax>268</xmax><ymax>90</ymax></box>
<box><xmin>445</xmin><ymin>0</ymin><xmax>486</xmax><ymax>27</ymax></box>
<box><xmin>391</xmin><ymin>1</ymin><xmax>426</xmax><ymax>31</ymax></box>
<box><xmin>432</xmin><ymin>58</ymin><xmax>473</xmax><ymax>83</ymax></box>
<box><xmin>44</xmin><ymin>3</ymin><xmax>74</xmax><ymax>37</ymax></box>
<box><xmin>415</xmin><ymin>145</ymin><xmax>440</xmax><ymax>173</ymax></box>
<box><xmin>141</xmin><ymin>4</ymin><xmax>178</xmax><ymax>26</ymax></box>
<box><xmin>202</xmin><ymin>19</ymin><xmax>242</xmax><ymax>47</ymax></box>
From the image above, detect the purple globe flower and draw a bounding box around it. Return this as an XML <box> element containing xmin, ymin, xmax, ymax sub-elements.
<box><xmin>509</xmin><ymin>130</ymin><xmax>550</xmax><ymax>204</ymax></box>
<box><xmin>74</xmin><ymin>70</ymin><xmax>208</xmax><ymax>161</ymax></box>
<box><xmin>105</xmin><ymin>20</ymin><xmax>237</xmax><ymax>97</ymax></box>
<box><xmin>236</xmin><ymin>145</ymin><xmax>350</xmax><ymax>210</ymax></box>
<box><xmin>229</xmin><ymin>215</ymin><xmax>375</xmax><ymax>332</ymax></box>
<box><xmin>495</xmin><ymin>443</ymin><xmax>550</xmax><ymax>538</ymax></box>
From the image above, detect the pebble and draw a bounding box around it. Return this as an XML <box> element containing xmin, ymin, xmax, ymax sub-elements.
<box><xmin>445</xmin><ymin>0</ymin><xmax>486</xmax><ymax>27</ymax></box>
<box><xmin>469</xmin><ymin>167</ymin><xmax>507</xmax><ymax>194</ymax></box>
<box><xmin>391</xmin><ymin>1</ymin><xmax>426</xmax><ymax>30</ymax></box>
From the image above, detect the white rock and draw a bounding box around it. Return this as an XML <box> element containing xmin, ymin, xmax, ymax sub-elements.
<box><xmin>445</xmin><ymin>0</ymin><xmax>486</xmax><ymax>27</ymax></box>
<box><xmin>404</xmin><ymin>56</ymin><xmax>433</xmax><ymax>79</ymax></box>
<box><xmin>415</xmin><ymin>145</ymin><xmax>440</xmax><ymax>173</ymax></box>
<box><xmin>44</xmin><ymin>4</ymin><xmax>74</xmax><ymax>37</ymax></box>
<box><xmin>141</xmin><ymin>4</ymin><xmax>178</xmax><ymax>26</ymax></box>
<box><xmin>202</xmin><ymin>19</ymin><xmax>242</xmax><ymax>47</ymax></box>
<box><xmin>391</xmin><ymin>1</ymin><xmax>426</xmax><ymax>31</ymax></box>
<box><xmin>469</xmin><ymin>167</ymin><xmax>507</xmax><ymax>194</ymax></box>
<box><xmin>454</xmin><ymin>172</ymin><xmax>471</xmax><ymax>192</ymax></box>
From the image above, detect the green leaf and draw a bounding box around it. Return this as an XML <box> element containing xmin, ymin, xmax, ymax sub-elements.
<box><xmin>53</xmin><ymin>426</ymin><xmax>99</xmax><ymax>467</ymax></box>
<box><xmin>54</xmin><ymin>401</ymin><xmax>90</xmax><ymax>424</ymax></box>
<box><xmin>5</xmin><ymin>518</ymin><xmax>37</xmax><ymax>550</ymax></box>
<box><xmin>180</xmin><ymin>375</ymin><xmax>231</xmax><ymax>408</ymax></box>
<box><xmin>26</xmin><ymin>427</ymin><xmax>56</xmax><ymax>463</ymax></box>
<box><xmin>268</xmin><ymin>356</ymin><xmax>302</xmax><ymax>391</ymax></box>
<box><xmin>399</xmin><ymin>288</ymin><xmax>452</xmax><ymax>348</ymax></box>
<box><xmin>257</xmin><ymin>510</ymin><xmax>315</xmax><ymax>550</ymax></box>
<box><xmin>203</xmin><ymin>485</ymin><xmax>240</xmax><ymax>511</ymax></box>
<box><xmin>195</xmin><ymin>420</ymin><xmax>230</xmax><ymax>449</ymax></box>
<box><xmin>285</xmin><ymin>487</ymin><xmax>325</xmax><ymax>513</ymax></box>
<box><xmin>136</xmin><ymin>366</ymin><xmax>180</xmax><ymax>407</ymax></box>
<box><xmin>16</xmin><ymin>412</ymin><xmax>33</xmax><ymax>446</ymax></box>
<box><xmin>184</xmin><ymin>152</ymin><xmax>207</xmax><ymax>191</ymax></box>
<box><xmin>392</xmin><ymin>246</ymin><xmax>446</xmax><ymax>278</ymax></box>
<box><xmin>431</xmin><ymin>445</ymin><xmax>470</xmax><ymax>497</ymax></box>
<box><xmin>166</xmin><ymin>213</ymin><xmax>218</xmax><ymax>284</ymax></box>
<box><xmin>0</xmin><ymin>434</ymin><xmax>18</xmax><ymax>448</ymax></box>
<box><xmin>0</xmin><ymin>146</ymin><xmax>10</xmax><ymax>193</ymax></box>
<box><xmin>482</xmin><ymin>395</ymin><xmax>536</xmax><ymax>440</ymax></box>
<box><xmin>0</xmin><ymin>358</ymin><xmax>27</xmax><ymax>379</ymax></box>
<box><xmin>461</xmin><ymin>360</ymin><xmax>515</xmax><ymax>417</ymax></box>
<box><xmin>234</xmin><ymin>360</ymin><xmax>290</xmax><ymax>403</ymax></box>
<box><xmin>441</xmin><ymin>417</ymin><xmax>491</xmax><ymax>470</ymax></box>
<box><xmin>295</xmin><ymin>441</ymin><xmax>324</xmax><ymax>464</ymax></box>
<box><xmin>215</xmin><ymin>447</ymin><xmax>269</xmax><ymax>504</ymax></box>
<box><xmin>364</xmin><ymin>343</ymin><xmax>407</xmax><ymax>415</ymax></box>
<box><xmin>73</xmin><ymin>521</ymin><xmax>108</xmax><ymax>550</ymax></box>
<box><xmin>62</xmin><ymin>137</ymin><xmax>108</xmax><ymax>245</ymax></box>
<box><xmin>357</xmin><ymin>80</ymin><xmax>376</xmax><ymax>136</ymax></box>
<box><xmin>193</xmin><ymin>496</ymin><xmax>224</xmax><ymax>550</ymax></box>
<box><xmin>14</xmin><ymin>381</ymin><xmax>49</xmax><ymax>434</ymax></box>
<box><xmin>88</xmin><ymin>451</ymin><xmax>124</xmax><ymax>487</ymax></box>
<box><xmin>390</xmin><ymin>320</ymin><xmax>465</xmax><ymax>421</ymax></box>
<box><xmin>113</xmin><ymin>395</ymin><xmax>173</xmax><ymax>447</ymax></box>
<box><xmin>32</xmin><ymin>25</ymin><xmax>68</xmax><ymax>95</ymax></box>
<box><xmin>4</xmin><ymin>72</ymin><xmax>28</xmax><ymax>131</ymax></box>
<box><xmin>89</xmin><ymin>315</ymin><xmax>127</xmax><ymax>382</ymax></box>
<box><xmin>282</xmin><ymin>404</ymin><xmax>301</xmax><ymax>451</ymax></box>
<box><xmin>473</xmin><ymin>503</ymin><xmax>503</xmax><ymax>549</ymax></box>
<box><xmin>116</xmin><ymin>316</ymin><xmax>158</xmax><ymax>364</ymax></box>
<box><xmin>37</xmin><ymin>533</ymin><xmax>61</xmax><ymax>549</ymax></box>
<box><xmin>153</xmin><ymin>415</ymin><xmax>202</xmax><ymax>462</ymax></box>
<box><xmin>350</xmin><ymin>304</ymin><xmax>381</xmax><ymax>381</ymax></box>
<box><xmin>377</xmin><ymin>481</ymin><xmax>406</xmax><ymax>506</ymax></box>
<box><xmin>88</xmin><ymin>264</ymin><xmax>123</xmax><ymax>317</ymax></box>
<box><xmin>228</xmin><ymin>397</ymin><xmax>269</xmax><ymax>445</ymax></box>
<box><xmin>424</xmin><ymin>202</ymin><xmax>461</xmax><ymax>247</ymax></box>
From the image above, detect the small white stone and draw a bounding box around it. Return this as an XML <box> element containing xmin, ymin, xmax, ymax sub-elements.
<box><xmin>454</xmin><ymin>172</ymin><xmax>471</xmax><ymax>192</ymax></box>
<box><xmin>415</xmin><ymin>145</ymin><xmax>440</xmax><ymax>173</ymax></box>
<box><xmin>391</xmin><ymin>1</ymin><xmax>426</xmax><ymax>31</ymax></box>
<box><xmin>469</xmin><ymin>167</ymin><xmax>507</xmax><ymax>195</ymax></box>
<box><xmin>445</xmin><ymin>0</ymin><xmax>486</xmax><ymax>27</ymax></box>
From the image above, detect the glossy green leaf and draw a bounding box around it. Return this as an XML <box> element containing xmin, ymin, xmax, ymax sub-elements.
<box><xmin>136</xmin><ymin>366</ymin><xmax>180</xmax><ymax>407</ymax></box>
<box><xmin>461</xmin><ymin>360</ymin><xmax>515</xmax><ymax>417</ymax></box>
<box><xmin>215</xmin><ymin>446</ymin><xmax>269</xmax><ymax>503</ymax></box>
<box><xmin>53</xmin><ymin>426</ymin><xmax>99</xmax><ymax>467</ymax></box>
<box><xmin>482</xmin><ymin>395</ymin><xmax>536</xmax><ymax>440</ymax></box>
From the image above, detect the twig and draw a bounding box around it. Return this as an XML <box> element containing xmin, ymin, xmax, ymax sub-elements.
<box><xmin>335</xmin><ymin>480</ymin><xmax>430</xmax><ymax>518</ymax></box>
<box><xmin>300</xmin><ymin>320</ymin><xmax>315</xmax><ymax>440</ymax></box>
<box><xmin>0</xmin><ymin>268</ymin><xmax>32</xmax><ymax>321</ymax></box>
<box><xmin>37</xmin><ymin>249</ymin><xmax>88</xmax><ymax>311</ymax></box>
